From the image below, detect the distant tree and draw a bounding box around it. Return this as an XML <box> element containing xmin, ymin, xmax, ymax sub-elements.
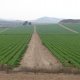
<box><xmin>23</xmin><ymin>21</ymin><xmax>28</xmax><ymax>25</ymax></box>
<box><xmin>28</xmin><ymin>22</ymin><xmax>32</xmax><ymax>25</ymax></box>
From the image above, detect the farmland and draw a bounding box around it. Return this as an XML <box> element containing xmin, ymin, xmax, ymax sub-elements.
<box><xmin>64</xmin><ymin>23</ymin><xmax>80</xmax><ymax>32</ymax></box>
<box><xmin>0</xmin><ymin>24</ymin><xmax>80</xmax><ymax>69</ymax></box>
<box><xmin>0</xmin><ymin>26</ymin><xmax>33</xmax><ymax>67</ymax></box>
<box><xmin>0</xmin><ymin>24</ymin><xmax>80</xmax><ymax>80</ymax></box>
<box><xmin>37</xmin><ymin>24</ymin><xmax>80</xmax><ymax>68</ymax></box>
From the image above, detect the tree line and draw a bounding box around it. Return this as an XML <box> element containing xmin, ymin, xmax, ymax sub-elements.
<box><xmin>23</xmin><ymin>21</ymin><xmax>32</xmax><ymax>25</ymax></box>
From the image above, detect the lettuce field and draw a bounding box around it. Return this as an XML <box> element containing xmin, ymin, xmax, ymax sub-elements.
<box><xmin>0</xmin><ymin>26</ymin><xmax>33</xmax><ymax>67</ymax></box>
<box><xmin>37</xmin><ymin>24</ymin><xmax>80</xmax><ymax>68</ymax></box>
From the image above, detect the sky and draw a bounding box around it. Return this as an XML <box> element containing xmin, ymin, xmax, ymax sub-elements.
<box><xmin>0</xmin><ymin>0</ymin><xmax>80</xmax><ymax>20</ymax></box>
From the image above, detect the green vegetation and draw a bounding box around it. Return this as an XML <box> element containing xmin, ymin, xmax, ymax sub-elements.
<box><xmin>37</xmin><ymin>24</ymin><xmax>74</xmax><ymax>34</ymax></box>
<box><xmin>64</xmin><ymin>23</ymin><xmax>80</xmax><ymax>32</ymax></box>
<box><xmin>0</xmin><ymin>26</ymin><xmax>33</xmax><ymax>67</ymax></box>
<box><xmin>37</xmin><ymin>24</ymin><xmax>80</xmax><ymax>68</ymax></box>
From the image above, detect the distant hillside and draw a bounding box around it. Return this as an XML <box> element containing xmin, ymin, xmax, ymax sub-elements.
<box><xmin>59</xmin><ymin>19</ymin><xmax>80</xmax><ymax>24</ymax></box>
<box><xmin>31</xmin><ymin>17</ymin><xmax>61</xmax><ymax>24</ymax></box>
<box><xmin>0</xmin><ymin>20</ymin><xmax>23</xmax><ymax>27</ymax></box>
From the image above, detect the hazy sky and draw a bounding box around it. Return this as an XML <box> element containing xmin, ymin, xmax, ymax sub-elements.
<box><xmin>0</xmin><ymin>0</ymin><xmax>80</xmax><ymax>20</ymax></box>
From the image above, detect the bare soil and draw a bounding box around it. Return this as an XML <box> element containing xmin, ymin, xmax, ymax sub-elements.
<box><xmin>19</xmin><ymin>26</ymin><xmax>62</xmax><ymax>72</ymax></box>
<box><xmin>0</xmin><ymin>72</ymin><xmax>80</xmax><ymax>80</ymax></box>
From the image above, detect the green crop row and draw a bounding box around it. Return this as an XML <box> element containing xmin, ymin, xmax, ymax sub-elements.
<box><xmin>0</xmin><ymin>26</ymin><xmax>33</xmax><ymax>67</ymax></box>
<box><xmin>37</xmin><ymin>24</ymin><xmax>80</xmax><ymax>68</ymax></box>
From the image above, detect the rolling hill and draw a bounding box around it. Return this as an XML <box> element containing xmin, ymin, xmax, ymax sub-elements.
<box><xmin>59</xmin><ymin>19</ymin><xmax>80</xmax><ymax>24</ymax></box>
<box><xmin>31</xmin><ymin>17</ymin><xmax>61</xmax><ymax>24</ymax></box>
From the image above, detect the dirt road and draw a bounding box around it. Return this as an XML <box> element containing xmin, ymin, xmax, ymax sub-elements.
<box><xmin>20</xmin><ymin>26</ymin><xmax>62</xmax><ymax>72</ymax></box>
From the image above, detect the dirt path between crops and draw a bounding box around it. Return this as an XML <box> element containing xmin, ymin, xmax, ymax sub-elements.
<box><xmin>19</xmin><ymin>25</ymin><xmax>62</xmax><ymax>72</ymax></box>
<box><xmin>59</xmin><ymin>24</ymin><xmax>79</xmax><ymax>33</ymax></box>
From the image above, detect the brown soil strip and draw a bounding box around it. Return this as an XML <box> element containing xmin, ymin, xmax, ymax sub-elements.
<box><xmin>19</xmin><ymin>26</ymin><xmax>62</xmax><ymax>72</ymax></box>
<box><xmin>0</xmin><ymin>72</ymin><xmax>80</xmax><ymax>80</ymax></box>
